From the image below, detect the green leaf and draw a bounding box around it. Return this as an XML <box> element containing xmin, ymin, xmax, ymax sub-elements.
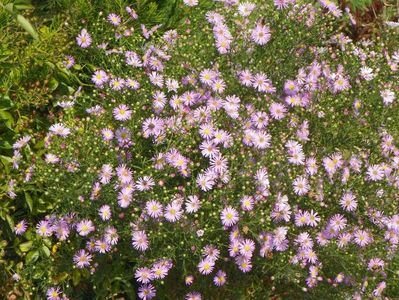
<box><xmin>0</xmin><ymin>110</ymin><xmax>15</xmax><ymax>129</ymax></box>
<box><xmin>6</xmin><ymin>214</ymin><xmax>14</xmax><ymax>230</ymax></box>
<box><xmin>3</xmin><ymin>3</ymin><xmax>14</xmax><ymax>14</ymax></box>
<box><xmin>0</xmin><ymin>155</ymin><xmax>12</xmax><ymax>174</ymax></box>
<box><xmin>26</xmin><ymin>250</ymin><xmax>39</xmax><ymax>264</ymax></box>
<box><xmin>19</xmin><ymin>241</ymin><xmax>33</xmax><ymax>252</ymax></box>
<box><xmin>41</xmin><ymin>245</ymin><xmax>50</xmax><ymax>257</ymax></box>
<box><xmin>14</xmin><ymin>4</ymin><xmax>34</xmax><ymax>10</ymax></box>
<box><xmin>48</xmin><ymin>78</ymin><xmax>59</xmax><ymax>92</ymax></box>
<box><xmin>24</xmin><ymin>192</ymin><xmax>33</xmax><ymax>211</ymax></box>
<box><xmin>16</xmin><ymin>14</ymin><xmax>39</xmax><ymax>40</ymax></box>
<box><xmin>72</xmin><ymin>269</ymin><xmax>81</xmax><ymax>286</ymax></box>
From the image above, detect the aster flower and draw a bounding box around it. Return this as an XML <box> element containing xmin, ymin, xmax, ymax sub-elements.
<box><xmin>339</xmin><ymin>192</ymin><xmax>357</xmax><ymax>211</ymax></box>
<box><xmin>49</xmin><ymin>123</ymin><xmax>71</xmax><ymax>137</ymax></box>
<box><xmin>63</xmin><ymin>55</ymin><xmax>75</xmax><ymax>69</ymax></box>
<box><xmin>152</xmin><ymin>262</ymin><xmax>169</xmax><ymax>279</ymax></box>
<box><xmin>117</xmin><ymin>188</ymin><xmax>132</xmax><ymax>208</ymax></box>
<box><xmin>236</xmin><ymin>256</ymin><xmax>252</xmax><ymax>273</ymax></box>
<box><xmin>293</xmin><ymin>176</ymin><xmax>310</xmax><ymax>196</ymax></box>
<box><xmin>269</xmin><ymin>102</ymin><xmax>287</xmax><ymax>120</ymax></box>
<box><xmin>132</xmin><ymin>230</ymin><xmax>149</xmax><ymax>251</ymax></box>
<box><xmin>14</xmin><ymin>220</ymin><xmax>27</xmax><ymax>235</ymax></box>
<box><xmin>135</xmin><ymin>267</ymin><xmax>154</xmax><ymax>284</ymax></box>
<box><xmin>91</xmin><ymin>70</ymin><xmax>109</xmax><ymax>86</ymax></box>
<box><xmin>353</xmin><ymin>229</ymin><xmax>372</xmax><ymax>247</ymax></box>
<box><xmin>251</xmin><ymin>23</ymin><xmax>271</xmax><ymax>45</ymax></box>
<box><xmin>164</xmin><ymin>202</ymin><xmax>183</xmax><ymax>222</ymax></box>
<box><xmin>116</xmin><ymin>165</ymin><xmax>133</xmax><ymax>184</ymax></box>
<box><xmin>107</xmin><ymin>13</ymin><xmax>121</xmax><ymax>26</ymax></box>
<box><xmin>196</xmin><ymin>173</ymin><xmax>215</xmax><ymax>191</ymax></box>
<box><xmin>381</xmin><ymin>89</ymin><xmax>395</xmax><ymax>105</ymax></box>
<box><xmin>367</xmin><ymin>164</ymin><xmax>384</xmax><ymax>181</ymax></box>
<box><xmin>73</xmin><ymin>249</ymin><xmax>92</xmax><ymax>268</ymax></box>
<box><xmin>36</xmin><ymin>220</ymin><xmax>53</xmax><ymax>237</ymax></box>
<box><xmin>274</xmin><ymin>0</ymin><xmax>290</xmax><ymax>9</ymax></box>
<box><xmin>76</xmin><ymin>219</ymin><xmax>95</xmax><ymax>236</ymax></box>
<box><xmin>136</xmin><ymin>176</ymin><xmax>155</xmax><ymax>191</ymax></box>
<box><xmin>109</xmin><ymin>78</ymin><xmax>125</xmax><ymax>91</ymax></box>
<box><xmin>145</xmin><ymin>200</ymin><xmax>163</xmax><ymax>218</ymax></box>
<box><xmin>329</xmin><ymin>214</ymin><xmax>347</xmax><ymax>231</ymax></box>
<box><xmin>368</xmin><ymin>257</ymin><xmax>385</xmax><ymax>272</ymax></box>
<box><xmin>138</xmin><ymin>284</ymin><xmax>156</xmax><ymax>300</ymax></box>
<box><xmin>185</xmin><ymin>292</ymin><xmax>202</xmax><ymax>300</ymax></box>
<box><xmin>213</xmin><ymin>270</ymin><xmax>227</xmax><ymax>286</ymax></box>
<box><xmin>113</xmin><ymin>104</ymin><xmax>132</xmax><ymax>121</ymax></box>
<box><xmin>13</xmin><ymin>135</ymin><xmax>31</xmax><ymax>149</ymax></box>
<box><xmin>185</xmin><ymin>195</ymin><xmax>200</xmax><ymax>213</ymax></box>
<box><xmin>99</xmin><ymin>164</ymin><xmax>113</xmax><ymax>184</ymax></box>
<box><xmin>99</xmin><ymin>205</ymin><xmax>111</xmax><ymax>221</ymax></box>
<box><xmin>360</xmin><ymin>66</ymin><xmax>375</xmax><ymax>81</ymax></box>
<box><xmin>198</xmin><ymin>258</ymin><xmax>215</xmax><ymax>275</ymax></box>
<box><xmin>46</xmin><ymin>287</ymin><xmax>62</xmax><ymax>300</ymax></box>
<box><xmin>239</xmin><ymin>239</ymin><xmax>255</xmax><ymax>258</ymax></box>
<box><xmin>183</xmin><ymin>0</ymin><xmax>198</xmax><ymax>6</ymax></box>
<box><xmin>76</xmin><ymin>29</ymin><xmax>92</xmax><ymax>48</ymax></box>
<box><xmin>221</xmin><ymin>206</ymin><xmax>239</xmax><ymax>227</ymax></box>
<box><xmin>238</xmin><ymin>2</ymin><xmax>256</xmax><ymax>16</ymax></box>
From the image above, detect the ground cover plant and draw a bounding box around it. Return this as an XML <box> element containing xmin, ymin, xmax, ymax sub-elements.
<box><xmin>1</xmin><ymin>0</ymin><xmax>399</xmax><ymax>299</ymax></box>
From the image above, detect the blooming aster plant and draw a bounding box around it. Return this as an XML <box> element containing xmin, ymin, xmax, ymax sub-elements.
<box><xmin>8</xmin><ymin>0</ymin><xmax>399</xmax><ymax>299</ymax></box>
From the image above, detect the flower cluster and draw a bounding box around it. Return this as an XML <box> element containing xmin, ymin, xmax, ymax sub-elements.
<box><xmin>11</xmin><ymin>0</ymin><xmax>399</xmax><ymax>299</ymax></box>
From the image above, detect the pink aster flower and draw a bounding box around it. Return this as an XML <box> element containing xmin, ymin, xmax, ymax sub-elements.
<box><xmin>145</xmin><ymin>200</ymin><xmax>163</xmax><ymax>218</ymax></box>
<box><xmin>132</xmin><ymin>230</ymin><xmax>149</xmax><ymax>251</ymax></box>
<box><xmin>269</xmin><ymin>102</ymin><xmax>287</xmax><ymax>120</ymax></box>
<box><xmin>183</xmin><ymin>0</ymin><xmax>198</xmax><ymax>6</ymax></box>
<box><xmin>14</xmin><ymin>220</ymin><xmax>27</xmax><ymax>235</ymax></box>
<box><xmin>46</xmin><ymin>287</ymin><xmax>62</xmax><ymax>300</ymax></box>
<box><xmin>135</xmin><ymin>267</ymin><xmax>154</xmax><ymax>284</ymax></box>
<box><xmin>107</xmin><ymin>13</ymin><xmax>121</xmax><ymax>26</ymax></box>
<box><xmin>221</xmin><ymin>206</ymin><xmax>239</xmax><ymax>227</ymax></box>
<box><xmin>353</xmin><ymin>229</ymin><xmax>372</xmax><ymax>247</ymax></box>
<box><xmin>76</xmin><ymin>29</ymin><xmax>92</xmax><ymax>48</ymax></box>
<box><xmin>367</xmin><ymin>164</ymin><xmax>384</xmax><ymax>181</ymax></box>
<box><xmin>36</xmin><ymin>220</ymin><xmax>53</xmax><ymax>237</ymax></box>
<box><xmin>198</xmin><ymin>258</ymin><xmax>215</xmax><ymax>275</ymax></box>
<box><xmin>49</xmin><ymin>123</ymin><xmax>71</xmax><ymax>137</ymax></box>
<box><xmin>99</xmin><ymin>205</ymin><xmax>111</xmax><ymax>221</ymax></box>
<box><xmin>329</xmin><ymin>214</ymin><xmax>347</xmax><ymax>231</ymax></box>
<box><xmin>339</xmin><ymin>192</ymin><xmax>357</xmax><ymax>211</ymax></box>
<box><xmin>73</xmin><ymin>249</ymin><xmax>92</xmax><ymax>268</ymax></box>
<box><xmin>293</xmin><ymin>176</ymin><xmax>310</xmax><ymax>196</ymax></box>
<box><xmin>251</xmin><ymin>23</ymin><xmax>271</xmax><ymax>45</ymax></box>
<box><xmin>164</xmin><ymin>202</ymin><xmax>183</xmax><ymax>222</ymax></box>
<box><xmin>76</xmin><ymin>219</ymin><xmax>95</xmax><ymax>236</ymax></box>
<box><xmin>185</xmin><ymin>195</ymin><xmax>200</xmax><ymax>213</ymax></box>
<box><xmin>91</xmin><ymin>70</ymin><xmax>109</xmax><ymax>86</ymax></box>
<box><xmin>13</xmin><ymin>135</ymin><xmax>31</xmax><ymax>149</ymax></box>
<box><xmin>138</xmin><ymin>284</ymin><xmax>156</xmax><ymax>300</ymax></box>
<box><xmin>113</xmin><ymin>104</ymin><xmax>132</xmax><ymax>121</ymax></box>
<box><xmin>185</xmin><ymin>292</ymin><xmax>201</xmax><ymax>300</ymax></box>
<box><xmin>213</xmin><ymin>270</ymin><xmax>227</xmax><ymax>286</ymax></box>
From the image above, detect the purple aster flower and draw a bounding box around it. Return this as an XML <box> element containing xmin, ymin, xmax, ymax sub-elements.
<box><xmin>73</xmin><ymin>249</ymin><xmax>92</xmax><ymax>268</ymax></box>
<box><xmin>107</xmin><ymin>13</ymin><xmax>121</xmax><ymax>26</ymax></box>
<box><xmin>113</xmin><ymin>104</ymin><xmax>132</xmax><ymax>121</ymax></box>
<box><xmin>46</xmin><ymin>287</ymin><xmax>62</xmax><ymax>300</ymax></box>
<box><xmin>14</xmin><ymin>220</ymin><xmax>27</xmax><ymax>235</ymax></box>
<box><xmin>76</xmin><ymin>29</ymin><xmax>92</xmax><ymax>48</ymax></box>
<box><xmin>76</xmin><ymin>219</ymin><xmax>95</xmax><ymax>236</ymax></box>
<box><xmin>138</xmin><ymin>284</ymin><xmax>156</xmax><ymax>300</ymax></box>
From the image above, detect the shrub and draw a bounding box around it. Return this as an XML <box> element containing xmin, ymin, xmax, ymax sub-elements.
<box><xmin>6</xmin><ymin>0</ymin><xmax>399</xmax><ymax>299</ymax></box>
